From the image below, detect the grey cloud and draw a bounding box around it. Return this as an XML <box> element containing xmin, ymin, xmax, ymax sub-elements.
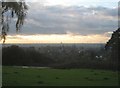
<box><xmin>8</xmin><ymin>3</ymin><xmax>118</xmax><ymax>36</ymax></box>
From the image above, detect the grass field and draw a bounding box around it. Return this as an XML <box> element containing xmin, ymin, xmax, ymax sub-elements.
<box><xmin>2</xmin><ymin>66</ymin><xmax>119</xmax><ymax>86</ymax></box>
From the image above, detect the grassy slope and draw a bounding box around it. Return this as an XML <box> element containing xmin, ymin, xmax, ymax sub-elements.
<box><xmin>2</xmin><ymin>66</ymin><xmax>119</xmax><ymax>86</ymax></box>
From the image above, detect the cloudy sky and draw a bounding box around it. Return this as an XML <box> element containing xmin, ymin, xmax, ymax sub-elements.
<box><xmin>1</xmin><ymin>0</ymin><xmax>119</xmax><ymax>43</ymax></box>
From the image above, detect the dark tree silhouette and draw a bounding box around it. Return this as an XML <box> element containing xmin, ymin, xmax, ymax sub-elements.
<box><xmin>105</xmin><ymin>28</ymin><xmax>120</xmax><ymax>70</ymax></box>
<box><xmin>105</xmin><ymin>28</ymin><xmax>120</xmax><ymax>50</ymax></box>
<box><xmin>0</xmin><ymin>0</ymin><xmax>28</xmax><ymax>43</ymax></box>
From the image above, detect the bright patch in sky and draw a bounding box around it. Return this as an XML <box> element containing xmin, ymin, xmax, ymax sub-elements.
<box><xmin>1</xmin><ymin>33</ymin><xmax>110</xmax><ymax>44</ymax></box>
<box><xmin>26</xmin><ymin>0</ymin><xmax>119</xmax><ymax>8</ymax></box>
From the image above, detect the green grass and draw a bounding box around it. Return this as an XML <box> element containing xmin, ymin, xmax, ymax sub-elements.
<box><xmin>2</xmin><ymin>66</ymin><xmax>119</xmax><ymax>86</ymax></box>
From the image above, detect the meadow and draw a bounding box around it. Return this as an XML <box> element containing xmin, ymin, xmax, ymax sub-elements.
<box><xmin>2</xmin><ymin>66</ymin><xmax>119</xmax><ymax>86</ymax></box>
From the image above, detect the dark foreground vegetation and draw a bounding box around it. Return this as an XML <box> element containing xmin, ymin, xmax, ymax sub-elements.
<box><xmin>2</xmin><ymin>44</ymin><xmax>118</xmax><ymax>70</ymax></box>
<box><xmin>2</xmin><ymin>44</ymin><xmax>102</xmax><ymax>68</ymax></box>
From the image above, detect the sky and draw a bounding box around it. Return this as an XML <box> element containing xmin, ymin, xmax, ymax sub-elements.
<box><xmin>0</xmin><ymin>0</ymin><xmax>119</xmax><ymax>43</ymax></box>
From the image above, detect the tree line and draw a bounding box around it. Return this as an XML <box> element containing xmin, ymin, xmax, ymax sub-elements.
<box><xmin>2</xmin><ymin>43</ymin><xmax>118</xmax><ymax>70</ymax></box>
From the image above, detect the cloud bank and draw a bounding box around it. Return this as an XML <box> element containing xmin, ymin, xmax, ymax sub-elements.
<box><xmin>10</xmin><ymin>3</ymin><xmax>117</xmax><ymax>36</ymax></box>
<box><xmin>4</xmin><ymin>1</ymin><xmax>118</xmax><ymax>43</ymax></box>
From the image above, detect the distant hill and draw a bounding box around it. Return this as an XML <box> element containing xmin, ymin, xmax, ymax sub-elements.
<box><xmin>2</xmin><ymin>43</ymin><xmax>105</xmax><ymax>49</ymax></box>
